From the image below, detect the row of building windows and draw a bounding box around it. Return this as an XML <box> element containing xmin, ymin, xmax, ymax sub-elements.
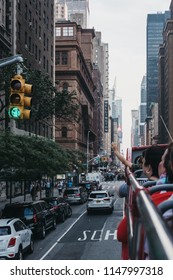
<box><xmin>55</xmin><ymin>26</ymin><xmax>74</xmax><ymax>37</ymax></box>
<box><xmin>16</xmin><ymin>121</ymin><xmax>53</xmax><ymax>140</ymax></box>
<box><xmin>17</xmin><ymin>0</ymin><xmax>53</xmax><ymax>21</ymax></box>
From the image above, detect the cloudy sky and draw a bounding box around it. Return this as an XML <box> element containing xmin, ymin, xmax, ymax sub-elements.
<box><xmin>89</xmin><ymin>0</ymin><xmax>171</xmax><ymax>151</ymax></box>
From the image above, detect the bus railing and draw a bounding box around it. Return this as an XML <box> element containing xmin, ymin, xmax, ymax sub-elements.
<box><xmin>125</xmin><ymin>167</ymin><xmax>173</xmax><ymax>260</ymax></box>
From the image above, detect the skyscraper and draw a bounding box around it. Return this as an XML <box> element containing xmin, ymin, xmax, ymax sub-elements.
<box><xmin>56</xmin><ymin>0</ymin><xmax>89</xmax><ymax>28</ymax></box>
<box><xmin>139</xmin><ymin>75</ymin><xmax>147</xmax><ymax>145</ymax></box>
<box><xmin>146</xmin><ymin>11</ymin><xmax>170</xmax><ymax>116</ymax></box>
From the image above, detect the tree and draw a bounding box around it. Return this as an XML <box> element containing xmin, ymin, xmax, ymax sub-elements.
<box><xmin>21</xmin><ymin>69</ymin><xmax>79</xmax><ymax>124</ymax></box>
<box><xmin>0</xmin><ymin>132</ymin><xmax>86</xmax><ymax>181</ymax></box>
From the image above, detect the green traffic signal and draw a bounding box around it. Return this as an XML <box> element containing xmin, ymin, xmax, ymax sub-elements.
<box><xmin>8</xmin><ymin>107</ymin><xmax>21</xmax><ymax>118</ymax></box>
<box><xmin>9</xmin><ymin>74</ymin><xmax>33</xmax><ymax>120</ymax></box>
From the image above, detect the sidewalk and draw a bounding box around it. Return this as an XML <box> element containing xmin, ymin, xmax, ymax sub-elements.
<box><xmin>0</xmin><ymin>187</ymin><xmax>60</xmax><ymax>212</ymax></box>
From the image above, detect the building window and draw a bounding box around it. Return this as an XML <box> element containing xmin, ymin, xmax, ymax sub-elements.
<box><xmin>55</xmin><ymin>51</ymin><xmax>68</xmax><ymax>65</ymax></box>
<box><xmin>28</xmin><ymin>37</ymin><xmax>31</xmax><ymax>52</ymax></box>
<box><xmin>62</xmin><ymin>26</ymin><xmax>74</xmax><ymax>36</ymax></box>
<box><xmin>62</xmin><ymin>51</ymin><xmax>68</xmax><ymax>65</ymax></box>
<box><xmin>62</xmin><ymin>127</ymin><xmax>67</xmax><ymax>138</ymax></box>
<box><xmin>55</xmin><ymin>27</ymin><xmax>61</xmax><ymax>36</ymax></box>
<box><xmin>35</xmin><ymin>45</ymin><xmax>38</xmax><ymax>59</ymax></box>
<box><xmin>39</xmin><ymin>25</ymin><xmax>41</xmax><ymax>37</ymax></box>
<box><xmin>63</xmin><ymin>83</ymin><xmax>68</xmax><ymax>91</ymax></box>
<box><xmin>17</xmin><ymin>0</ymin><xmax>21</xmax><ymax>11</ymax></box>
<box><xmin>18</xmin><ymin>22</ymin><xmax>21</xmax><ymax>40</ymax></box>
<box><xmin>55</xmin><ymin>51</ymin><xmax>60</xmax><ymax>64</ymax></box>
<box><xmin>25</xmin><ymin>4</ymin><xmax>28</xmax><ymax>20</ymax></box>
<box><xmin>35</xmin><ymin>20</ymin><xmax>38</xmax><ymax>35</ymax></box>
<box><xmin>51</xmin><ymin>45</ymin><xmax>53</xmax><ymax>59</ymax></box>
<box><xmin>43</xmin><ymin>56</ymin><xmax>46</xmax><ymax>69</ymax></box>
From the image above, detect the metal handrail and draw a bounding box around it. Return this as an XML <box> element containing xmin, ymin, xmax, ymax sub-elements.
<box><xmin>125</xmin><ymin>167</ymin><xmax>173</xmax><ymax>260</ymax></box>
<box><xmin>148</xmin><ymin>184</ymin><xmax>173</xmax><ymax>195</ymax></box>
<box><xmin>158</xmin><ymin>199</ymin><xmax>173</xmax><ymax>214</ymax></box>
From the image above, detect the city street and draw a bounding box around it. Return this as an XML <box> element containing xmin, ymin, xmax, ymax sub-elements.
<box><xmin>22</xmin><ymin>181</ymin><xmax>124</xmax><ymax>260</ymax></box>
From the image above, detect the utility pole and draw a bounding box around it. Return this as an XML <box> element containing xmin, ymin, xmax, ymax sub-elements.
<box><xmin>86</xmin><ymin>130</ymin><xmax>90</xmax><ymax>174</ymax></box>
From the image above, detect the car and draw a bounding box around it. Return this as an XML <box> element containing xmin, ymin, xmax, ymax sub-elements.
<box><xmin>43</xmin><ymin>197</ymin><xmax>72</xmax><ymax>223</ymax></box>
<box><xmin>63</xmin><ymin>187</ymin><xmax>88</xmax><ymax>204</ymax></box>
<box><xmin>87</xmin><ymin>190</ymin><xmax>114</xmax><ymax>214</ymax></box>
<box><xmin>104</xmin><ymin>172</ymin><xmax>115</xmax><ymax>181</ymax></box>
<box><xmin>78</xmin><ymin>181</ymin><xmax>100</xmax><ymax>194</ymax></box>
<box><xmin>2</xmin><ymin>200</ymin><xmax>56</xmax><ymax>239</ymax></box>
<box><xmin>0</xmin><ymin>218</ymin><xmax>34</xmax><ymax>260</ymax></box>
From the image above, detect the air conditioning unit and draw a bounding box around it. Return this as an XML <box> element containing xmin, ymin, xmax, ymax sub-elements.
<box><xmin>29</xmin><ymin>21</ymin><xmax>32</xmax><ymax>27</ymax></box>
<box><xmin>25</xmin><ymin>44</ymin><xmax>28</xmax><ymax>49</ymax></box>
<box><xmin>39</xmin><ymin>36</ymin><xmax>41</xmax><ymax>40</ymax></box>
<box><xmin>39</xmin><ymin>60</ymin><xmax>41</xmax><ymax>64</ymax></box>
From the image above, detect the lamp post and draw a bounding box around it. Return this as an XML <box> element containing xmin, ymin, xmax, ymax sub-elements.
<box><xmin>86</xmin><ymin>130</ymin><xmax>90</xmax><ymax>174</ymax></box>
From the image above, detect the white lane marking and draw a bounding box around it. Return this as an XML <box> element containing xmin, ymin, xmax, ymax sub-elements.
<box><xmin>100</xmin><ymin>220</ymin><xmax>106</xmax><ymax>241</ymax></box>
<box><xmin>40</xmin><ymin>210</ymin><xmax>87</xmax><ymax>260</ymax></box>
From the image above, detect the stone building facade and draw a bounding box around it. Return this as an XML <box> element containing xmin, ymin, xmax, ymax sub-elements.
<box><xmin>55</xmin><ymin>21</ymin><xmax>97</xmax><ymax>154</ymax></box>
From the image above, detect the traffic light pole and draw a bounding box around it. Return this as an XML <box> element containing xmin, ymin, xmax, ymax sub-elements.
<box><xmin>0</xmin><ymin>55</ymin><xmax>23</xmax><ymax>68</ymax></box>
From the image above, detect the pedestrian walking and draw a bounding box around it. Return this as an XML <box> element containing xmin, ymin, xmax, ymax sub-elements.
<box><xmin>30</xmin><ymin>184</ymin><xmax>37</xmax><ymax>201</ymax></box>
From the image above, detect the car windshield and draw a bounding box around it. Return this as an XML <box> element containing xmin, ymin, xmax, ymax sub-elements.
<box><xmin>23</xmin><ymin>207</ymin><xmax>34</xmax><ymax>219</ymax></box>
<box><xmin>0</xmin><ymin>226</ymin><xmax>11</xmax><ymax>236</ymax></box>
<box><xmin>48</xmin><ymin>200</ymin><xmax>57</xmax><ymax>206</ymax></box>
<box><xmin>65</xmin><ymin>189</ymin><xmax>79</xmax><ymax>194</ymax></box>
<box><xmin>3</xmin><ymin>206</ymin><xmax>33</xmax><ymax>220</ymax></box>
<box><xmin>90</xmin><ymin>193</ymin><xmax>107</xmax><ymax>199</ymax></box>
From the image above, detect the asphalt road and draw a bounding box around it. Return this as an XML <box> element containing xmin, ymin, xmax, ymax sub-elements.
<box><xmin>25</xmin><ymin>181</ymin><xmax>124</xmax><ymax>260</ymax></box>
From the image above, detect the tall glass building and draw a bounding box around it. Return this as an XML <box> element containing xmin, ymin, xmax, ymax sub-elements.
<box><xmin>146</xmin><ymin>11</ymin><xmax>170</xmax><ymax>116</ymax></box>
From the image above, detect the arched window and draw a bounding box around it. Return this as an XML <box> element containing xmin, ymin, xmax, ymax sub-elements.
<box><xmin>62</xmin><ymin>82</ymin><xmax>68</xmax><ymax>91</ymax></box>
<box><xmin>62</xmin><ymin>126</ymin><xmax>67</xmax><ymax>138</ymax></box>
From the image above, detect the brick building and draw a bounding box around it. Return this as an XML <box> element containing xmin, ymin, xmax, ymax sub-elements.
<box><xmin>55</xmin><ymin>21</ymin><xmax>97</xmax><ymax>155</ymax></box>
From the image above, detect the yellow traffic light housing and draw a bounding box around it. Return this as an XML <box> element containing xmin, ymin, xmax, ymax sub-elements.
<box><xmin>8</xmin><ymin>74</ymin><xmax>32</xmax><ymax>119</ymax></box>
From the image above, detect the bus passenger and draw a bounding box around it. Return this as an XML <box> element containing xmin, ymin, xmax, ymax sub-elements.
<box><xmin>117</xmin><ymin>145</ymin><xmax>166</xmax><ymax>260</ymax></box>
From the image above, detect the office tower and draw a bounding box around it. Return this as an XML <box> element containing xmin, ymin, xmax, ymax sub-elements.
<box><xmin>131</xmin><ymin>110</ymin><xmax>139</xmax><ymax>147</ymax></box>
<box><xmin>56</xmin><ymin>0</ymin><xmax>89</xmax><ymax>28</ymax></box>
<box><xmin>139</xmin><ymin>75</ymin><xmax>147</xmax><ymax>145</ymax></box>
<box><xmin>93</xmin><ymin>31</ymin><xmax>110</xmax><ymax>154</ymax></box>
<box><xmin>158</xmin><ymin>1</ymin><xmax>173</xmax><ymax>143</ymax></box>
<box><xmin>146</xmin><ymin>11</ymin><xmax>170</xmax><ymax>116</ymax></box>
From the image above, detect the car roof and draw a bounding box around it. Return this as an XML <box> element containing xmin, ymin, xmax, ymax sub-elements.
<box><xmin>90</xmin><ymin>190</ymin><xmax>108</xmax><ymax>194</ymax></box>
<box><xmin>0</xmin><ymin>218</ymin><xmax>18</xmax><ymax>226</ymax></box>
<box><xmin>4</xmin><ymin>202</ymin><xmax>33</xmax><ymax>207</ymax></box>
<box><xmin>65</xmin><ymin>187</ymin><xmax>81</xmax><ymax>190</ymax></box>
<box><xmin>43</xmin><ymin>197</ymin><xmax>58</xmax><ymax>200</ymax></box>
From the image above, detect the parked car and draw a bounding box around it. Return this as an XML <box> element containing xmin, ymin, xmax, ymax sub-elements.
<box><xmin>43</xmin><ymin>197</ymin><xmax>72</xmax><ymax>223</ymax></box>
<box><xmin>2</xmin><ymin>200</ymin><xmax>56</xmax><ymax>239</ymax></box>
<box><xmin>63</xmin><ymin>187</ymin><xmax>88</xmax><ymax>204</ymax></box>
<box><xmin>87</xmin><ymin>190</ymin><xmax>114</xmax><ymax>214</ymax></box>
<box><xmin>0</xmin><ymin>218</ymin><xmax>34</xmax><ymax>260</ymax></box>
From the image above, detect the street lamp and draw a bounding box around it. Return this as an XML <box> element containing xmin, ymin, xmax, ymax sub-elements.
<box><xmin>86</xmin><ymin>130</ymin><xmax>90</xmax><ymax>174</ymax></box>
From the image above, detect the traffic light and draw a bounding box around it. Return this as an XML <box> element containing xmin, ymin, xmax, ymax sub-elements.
<box><xmin>8</xmin><ymin>74</ymin><xmax>32</xmax><ymax>119</ymax></box>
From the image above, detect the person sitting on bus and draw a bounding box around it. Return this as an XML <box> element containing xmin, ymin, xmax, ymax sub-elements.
<box><xmin>117</xmin><ymin>145</ymin><xmax>166</xmax><ymax>260</ymax></box>
<box><xmin>144</xmin><ymin>143</ymin><xmax>173</xmax><ymax>258</ymax></box>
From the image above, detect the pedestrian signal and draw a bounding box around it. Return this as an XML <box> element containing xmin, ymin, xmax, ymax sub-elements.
<box><xmin>8</xmin><ymin>74</ymin><xmax>32</xmax><ymax>119</ymax></box>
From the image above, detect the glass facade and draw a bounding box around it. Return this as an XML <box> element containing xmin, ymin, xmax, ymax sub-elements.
<box><xmin>146</xmin><ymin>11</ymin><xmax>170</xmax><ymax>116</ymax></box>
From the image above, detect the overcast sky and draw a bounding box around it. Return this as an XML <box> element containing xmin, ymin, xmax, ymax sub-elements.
<box><xmin>89</xmin><ymin>0</ymin><xmax>171</xmax><ymax>151</ymax></box>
